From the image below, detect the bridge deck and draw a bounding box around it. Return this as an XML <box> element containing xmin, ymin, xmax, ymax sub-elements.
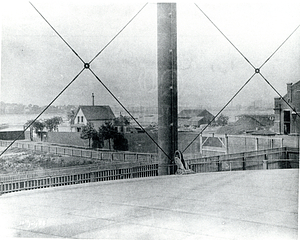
<box><xmin>0</xmin><ymin>169</ymin><xmax>298</xmax><ymax>239</ymax></box>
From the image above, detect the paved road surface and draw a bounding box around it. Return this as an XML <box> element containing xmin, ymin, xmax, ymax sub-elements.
<box><xmin>0</xmin><ymin>169</ymin><xmax>298</xmax><ymax>239</ymax></box>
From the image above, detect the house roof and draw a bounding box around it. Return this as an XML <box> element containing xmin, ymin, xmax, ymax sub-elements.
<box><xmin>235</xmin><ymin>114</ymin><xmax>274</xmax><ymax>127</ymax></box>
<box><xmin>178</xmin><ymin>109</ymin><xmax>208</xmax><ymax>118</ymax></box>
<box><xmin>250</xmin><ymin>129</ymin><xmax>276</xmax><ymax>136</ymax></box>
<box><xmin>216</xmin><ymin>115</ymin><xmax>274</xmax><ymax>135</ymax></box>
<box><xmin>75</xmin><ymin>105</ymin><xmax>115</xmax><ymax>121</ymax></box>
<box><xmin>188</xmin><ymin>116</ymin><xmax>204</xmax><ymax>122</ymax></box>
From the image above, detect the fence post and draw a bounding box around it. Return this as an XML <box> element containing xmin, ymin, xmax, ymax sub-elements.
<box><xmin>255</xmin><ymin>137</ymin><xmax>259</xmax><ymax>151</ymax></box>
<box><xmin>263</xmin><ymin>154</ymin><xmax>268</xmax><ymax>170</ymax></box>
<box><xmin>217</xmin><ymin>156</ymin><xmax>222</xmax><ymax>171</ymax></box>
<box><xmin>91</xmin><ymin>172</ymin><xmax>95</xmax><ymax>182</ymax></box>
<box><xmin>0</xmin><ymin>182</ymin><xmax>3</xmax><ymax>195</ymax></box>
<box><xmin>199</xmin><ymin>133</ymin><xmax>203</xmax><ymax>155</ymax></box>
<box><xmin>242</xmin><ymin>157</ymin><xmax>246</xmax><ymax>170</ymax></box>
<box><xmin>271</xmin><ymin>139</ymin><xmax>274</xmax><ymax>149</ymax></box>
<box><xmin>225</xmin><ymin>134</ymin><xmax>229</xmax><ymax>154</ymax></box>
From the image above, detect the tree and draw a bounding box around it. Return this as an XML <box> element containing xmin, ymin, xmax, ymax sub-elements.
<box><xmin>113</xmin><ymin>115</ymin><xmax>130</xmax><ymax>126</ymax></box>
<box><xmin>92</xmin><ymin>132</ymin><xmax>103</xmax><ymax>149</ymax></box>
<box><xmin>98</xmin><ymin>122</ymin><xmax>117</xmax><ymax>150</ymax></box>
<box><xmin>24</xmin><ymin>119</ymin><xmax>45</xmax><ymax>133</ymax></box>
<box><xmin>67</xmin><ymin>109</ymin><xmax>76</xmax><ymax>124</ymax></box>
<box><xmin>216</xmin><ymin>114</ymin><xmax>229</xmax><ymax>126</ymax></box>
<box><xmin>98</xmin><ymin>122</ymin><xmax>129</xmax><ymax>151</ymax></box>
<box><xmin>113</xmin><ymin>132</ymin><xmax>128</xmax><ymax>151</ymax></box>
<box><xmin>80</xmin><ymin>122</ymin><xmax>96</xmax><ymax>148</ymax></box>
<box><xmin>24</xmin><ymin>119</ymin><xmax>46</xmax><ymax>141</ymax></box>
<box><xmin>44</xmin><ymin>116</ymin><xmax>63</xmax><ymax>132</ymax></box>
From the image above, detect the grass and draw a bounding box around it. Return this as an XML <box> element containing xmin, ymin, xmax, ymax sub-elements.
<box><xmin>0</xmin><ymin>147</ymin><xmax>103</xmax><ymax>174</ymax></box>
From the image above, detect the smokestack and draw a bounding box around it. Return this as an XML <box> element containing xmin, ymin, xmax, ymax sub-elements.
<box><xmin>287</xmin><ymin>83</ymin><xmax>292</xmax><ymax>102</ymax></box>
<box><xmin>157</xmin><ymin>3</ymin><xmax>178</xmax><ymax>175</ymax></box>
<box><xmin>92</xmin><ymin>93</ymin><xmax>94</xmax><ymax>106</ymax></box>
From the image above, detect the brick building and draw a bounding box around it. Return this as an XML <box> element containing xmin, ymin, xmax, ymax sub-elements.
<box><xmin>274</xmin><ymin>81</ymin><xmax>300</xmax><ymax>134</ymax></box>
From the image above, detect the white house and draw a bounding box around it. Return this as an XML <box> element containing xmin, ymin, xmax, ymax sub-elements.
<box><xmin>71</xmin><ymin>105</ymin><xmax>115</xmax><ymax>132</ymax></box>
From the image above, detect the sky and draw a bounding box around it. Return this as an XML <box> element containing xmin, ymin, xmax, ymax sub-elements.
<box><xmin>1</xmin><ymin>0</ymin><xmax>300</xmax><ymax>111</ymax></box>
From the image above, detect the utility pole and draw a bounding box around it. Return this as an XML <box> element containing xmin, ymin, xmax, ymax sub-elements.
<box><xmin>157</xmin><ymin>3</ymin><xmax>178</xmax><ymax>175</ymax></box>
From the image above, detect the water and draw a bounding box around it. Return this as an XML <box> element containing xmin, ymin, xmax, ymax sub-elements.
<box><xmin>0</xmin><ymin>113</ymin><xmax>70</xmax><ymax>131</ymax></box>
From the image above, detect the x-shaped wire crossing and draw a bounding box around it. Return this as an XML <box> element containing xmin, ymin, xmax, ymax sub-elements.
<box><xmin>182</xmin><ymin>3</ymin><xmax>300</xmax><ymax>153</ymax></box>
<box><xmin>0</xmin><ymin>2</ymin><xmax>172</xmax><ymax>160</ymax></box>
<box><xmin>0</xmin><ymin>2</ymin><xmax>299</xmax><ymax>159</ymax></box>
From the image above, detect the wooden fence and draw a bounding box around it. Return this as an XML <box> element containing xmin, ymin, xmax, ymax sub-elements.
<box><xmin>0</xmin><ymin>140</ymin><xmax>157</xmax><ymax>163</ymax></box>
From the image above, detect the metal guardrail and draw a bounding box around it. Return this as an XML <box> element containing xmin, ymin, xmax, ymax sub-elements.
<box><xmin>0</xmin><ymin>140</ymin><xmax>158</xmax><ymax>162</ymax></box>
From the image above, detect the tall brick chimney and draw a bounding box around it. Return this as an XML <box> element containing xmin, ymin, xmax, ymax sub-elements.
<box><xmin>287</xmin><ymin>83</ymin><xmax>293</xmax><ymax>102</ymax></box>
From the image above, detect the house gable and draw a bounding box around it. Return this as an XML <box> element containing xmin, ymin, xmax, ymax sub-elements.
<box><xmin>74</xmin><ymin>108</ymin><xmax>87</xmax><ymax>125</ymax></box>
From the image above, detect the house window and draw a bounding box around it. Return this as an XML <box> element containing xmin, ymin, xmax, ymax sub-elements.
<box><xmin>81</xmin><ymin>116</ymin><xmax>84</xmax><ymax>122</ymax></box>
<box><xmin>284</xmin><ymin>111</ymin><xmax>290</xmax><ymax>122</ymax></box>
<box><xmin>77</xmin><ymin>116</ymin><xmax>80</xmax><ymax>123</ymax></box>
<box><xmin>283</xmin><ymin>110</ymin><xmax>291</xmax><ymax>134</ymax></box>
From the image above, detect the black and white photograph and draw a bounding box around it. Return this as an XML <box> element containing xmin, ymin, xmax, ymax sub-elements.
<box><xmin>0</xmin><ymin>0</ymin><xmax>299</xmax><ymax>239</ymax></box>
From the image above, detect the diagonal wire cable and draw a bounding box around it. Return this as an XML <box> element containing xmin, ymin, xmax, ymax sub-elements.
<box><xmin>88</xmin><ymin>68</ymin><xmax>172</xmax><ymax>161</ymax></box>
<box><xmin>259</xmin><ymin>73</ymin><xmax>300</xmax><ymax>118</ymax></box>
<box><xmin>259</xmin><ymin>23</ymin><xmax>300</xmax><ymax>69</ymax></box>
<box><xmin>184</xmin><ymin>4</ymin><xmax>300</xmax><ymax>153</ymax></box>
<box><xmin>182</xmin><ymin>72</ymin><xmax>256</xmax><ymax>153</ymax></box>
<box><xmin>29</xmin><ymin>2</ymin><xmax>85</xmax><ymax>64</ymax></box>
<box><xmin>28</xmin><ymin>1</ymin><xmax>169</xmax><ymax>160</ymax></box>
<box><xmin>0</xmin><ymin>68</ymin><xmax>85</xmax><ymax>157</ymax></box>
<box><xmin>89</xmin><ymin>2</ymin><xmax>148</xmax><ymax>64</ymax></box>
<box><xmin>194</xmin><ymin>3</ymin><xmax>256</xmax><ymax>70</ymax></box>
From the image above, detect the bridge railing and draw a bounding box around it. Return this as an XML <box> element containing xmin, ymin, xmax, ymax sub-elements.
<box><xmin>0</xmin><ymin>162</ymin><xmax>159</xmax><ymax>194</ymax></box>
<box><xmin>184</xmin><ymin>147</ymin><xmax>299</xmax><ymax>173</ymax></box>
<box><xmin>0</xmin><ymin>144</ymin><xmax>298</xmax><ymax>195</ymax></box>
